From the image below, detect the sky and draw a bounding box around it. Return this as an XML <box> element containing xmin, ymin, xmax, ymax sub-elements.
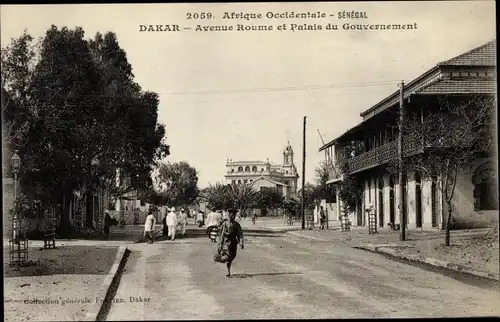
<box><xmin>1</xmin><ymin>1</ymin><xmax>496</xmax><ymax>189</ymax></box>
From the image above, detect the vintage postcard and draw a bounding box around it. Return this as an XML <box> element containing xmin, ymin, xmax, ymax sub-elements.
<box><xmin>2</xmin><ymin>1</ymin><xmax>498</xmax><ymax>321</ymax></box>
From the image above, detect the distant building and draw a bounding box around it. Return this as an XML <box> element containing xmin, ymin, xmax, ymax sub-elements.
<box><xmin>225</xmin><ymin>142</ymin><xmax>299</xmax><ymax>198</ymax></box>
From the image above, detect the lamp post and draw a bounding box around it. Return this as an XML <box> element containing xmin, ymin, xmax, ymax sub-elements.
<box><xmin>90</xmin><ymin>157</ymin><xmax>100</xmax><ymax>231</ymax></box>
<box><xmin>10</xmin><ymin>150</ymin><xmax>27</xmax><ymax>264</ymax></box>
<box><xmin>11</xmin><ymin>150</ymin><xmax>21</xmax><ymax>205</ymax></box>
<box><xmin>11</xmin><ymin>151</ymin><xmax>21</xmax><ymax>238</ymax></box>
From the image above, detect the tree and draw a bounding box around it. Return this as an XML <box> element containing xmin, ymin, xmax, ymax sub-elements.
<box><xmin>227</xmin><ymin>183</ymin><xmax>260</xmax><ymax>216</ymax></box>
<box><xmin>203</xmin><ymin>182</ymin><xmax>232</xmax><ymax>211</ymax></box>
<box><xmin>1</xmin><ymin>30</ymin><xmax>38</xmax><ymax>178</ymax></box>
<box><xmin>298</xmin><ymin>183</ymin><xmax>319</xmax><ymax>211</ymax></box>
<box><xmin>1</xmin><ymin>27</ymin><xmax>169</xmax><ymax>234</ymax></box>
<box><xmin>337</xmin><ymin>157</ymin><xmax>363</xmax><ymax>217</ymax></box>
<box><xmin>255</xmin><ymin>187</ymin><xmax>284</xmax><ymax>215</ymax></box>
<box><xmin>155</xmin><ymin>161</ymin><xmax>199</xmax><ymax>207</ymax></box>
<box><xmin>398</xmin><ymin>95</ymin><xmax>495</xmax><ymax>246</ymax></box>
<box><xmin>203</xmin><ymin>182</ymin><xmax>260</xmax><ymax>216</ymax></box>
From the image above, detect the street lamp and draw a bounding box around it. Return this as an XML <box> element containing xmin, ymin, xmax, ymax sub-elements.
<box><xmin>10</xmin><ymin>150</ymin><xmax>27</xmax><ymax>264</ymax></box>
<box><xmin>11</xmin><ymin>150</ymin><xmax>21</xmax><ymax>204</ymax></box>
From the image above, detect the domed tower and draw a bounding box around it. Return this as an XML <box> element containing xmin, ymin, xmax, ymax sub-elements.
<box><xmin>283</xmin><ymin>141</ymin><xmax>294</xmax><ymax>165</ymax></box>
<box><xmin>282</xmin><ymin>142</ymin><xmax>298</xmax><ymax>197</ymax></box>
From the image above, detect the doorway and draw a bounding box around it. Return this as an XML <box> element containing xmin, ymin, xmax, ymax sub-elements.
<box><xmin>415</xmin><ymin>172</ymin><xmax>422</xmax><ymax>228</ymax></box>
<box><xmin>378</xmin><ymin>179</ymin><xmax>384</xmax><ymax>227</ymax></box>
<box><xmin>431</xmin><ymin>179</ymin><xmax>438</xmax><ymax>227</ymax></box>
<box><xmin>389</xmin><ymin>177</ymin><xmax>395</xmax><ymax>224</ymax></box>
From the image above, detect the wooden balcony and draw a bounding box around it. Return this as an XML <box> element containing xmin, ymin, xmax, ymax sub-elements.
<box><xmin>345</xmin><ymin>136</ymin><xmax>423</xmax><ymax>174</ymax></box>
<box><xmin>347</xmin><ymin>140</ymin><xmax>397</xmax><ymax>174</ymax></box>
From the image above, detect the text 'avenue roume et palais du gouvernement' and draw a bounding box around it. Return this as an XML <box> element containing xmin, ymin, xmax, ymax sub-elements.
<box><xmin>138</xmin><ymin>10</ymin><xmax>418</xmax><ymax>33</ymax></box>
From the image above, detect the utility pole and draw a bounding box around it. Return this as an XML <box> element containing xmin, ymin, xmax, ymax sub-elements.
<box><xmin>398</xmin><ymin>81</ymin><xmax>406</xmax><ymax>241</ymax></box>
<box><xmin>301</xmin><ymin>116</ymin><xmax>307</xmax><ymax>230</ymax></box>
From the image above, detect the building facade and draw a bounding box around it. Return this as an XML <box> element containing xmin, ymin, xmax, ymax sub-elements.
<box><xmin>225</xmin><ymin>142</ymin><xmax>299</xmax><ymax>198</ymax></box>
<box><xmin>320</xmin><ymin>40</ymin><xmax>498</xmax><ymax>230</ymax></box>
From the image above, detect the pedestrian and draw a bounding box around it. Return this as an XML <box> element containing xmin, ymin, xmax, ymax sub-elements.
<box><xmin>205</xmin><ymin>209</ymin><xmax>221</xmax><ymax>235</ymax></box>
<box><xmin>162</xmin><ymin>211</ymin><xmax>168</xmax><ymax>237</ymax></box>
<box><xmin>178</xmin><ymin>209</ymin><xmax>188</xmax><ymax>237</ymax></box>
<box><xmin>144</xmin><ymin>209</ymin><xmax>156</xmax><ymax>244</ymax></box>
<box><xmin>252</xmin><ymin>210</ymin><xmax>258</xmax><ymax>225</ymax></box>
<box><xmin>196</xmin><ymin>210</ymin><xmax>204</xmax><ymax>227</ymax></box>
<box><xmin>166</xmin><ymin>207</ymin><xmax>178</xmax><ymax>241</ymax></box>
<box><xmin>214</xmin><ymin>208</ymin><xmax>244</xmax><ymax>278</ymax></box>
<box><xmin>104</xmin><ymin>210</ymin><xmax>112</xmax><ymax>240</ymax></box>
<box><xmin>320</xmin><ymin>206</ymin><xmax>326</xmax><ymax>230</ymax></box>
<box><xmin>235</xmin><ymin>210</ymin><xmax>242</xmax><ymax>223</ymax></box>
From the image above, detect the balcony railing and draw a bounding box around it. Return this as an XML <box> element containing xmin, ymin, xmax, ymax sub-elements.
<box><xmin>344</xmin><ymin>136</ymin><xmax>423</xmax><ymax>174</ymax></box>
<box><xmin>347</xmin><ymin>140</ymin><xmax>398</xmax><ymax>173</ymax></box>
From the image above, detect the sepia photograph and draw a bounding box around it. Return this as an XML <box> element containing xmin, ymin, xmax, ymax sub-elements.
<box><xmin>1</xmin><ymin>1</ymin><xmax>498</xmax><ymax>321</ymax></box>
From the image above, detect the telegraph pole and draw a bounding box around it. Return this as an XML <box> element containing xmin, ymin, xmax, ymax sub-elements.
<box><xmin>301</xmin><ymin>116</ymin><xmax>306</xmax><ymax>230</ymax></box>
<box><xmin>398</xmin><ymin>81</ymin><xmax>406</xmax><ymax>241</ymax></box>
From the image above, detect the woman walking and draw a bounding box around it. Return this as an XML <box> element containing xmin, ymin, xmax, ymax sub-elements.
<box><xmin>214</xmin><ymin>208</ymin><xmax>244</xmax><ymax>277</ymax></box>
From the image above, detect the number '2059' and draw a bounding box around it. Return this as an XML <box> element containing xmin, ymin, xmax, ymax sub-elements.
<box><xmin>186</xmin><ymin>13</ymin><xmax>213</xmax><ymax>19</ymax></box>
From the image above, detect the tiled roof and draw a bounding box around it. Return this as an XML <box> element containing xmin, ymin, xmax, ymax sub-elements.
<box><xmin>418</xmin><ymin>79</ymin><xmax>497</xmax><ymax>94</ymax></box>
<box><xmin>439</xmin><ymin>40</ymin><xmax>496</xmax><ymax>66</ymax></box>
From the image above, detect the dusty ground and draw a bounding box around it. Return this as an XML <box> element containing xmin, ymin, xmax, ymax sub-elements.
<box><xmin>396</xmin><ymin>233</ymin><xmax>499</xmax><ymax>276</ymax></box>
<box><xmin>107</xmin><ymin>233</ymin><xmax>499</xmax><ymax>320</ymax></box>
<box><xmin>291</xmin><ymin>227</ymin><xmax>499</xmax><ymax>276</ymax></box>
<box><xmin>4</xmin><ymin>245</ymin><xmax>118</xmax><ymax>322</ymax></box>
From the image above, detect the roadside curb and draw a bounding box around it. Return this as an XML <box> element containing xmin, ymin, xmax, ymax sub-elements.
<box><xmin>84</xmin><ymin>246</ymin><xmax>129</xmax><ymax>321</ymax></box>
<box><xmin>353</xmin><ymin>245</ymin><xmax>500</xmax><ymax>281</ymax></box>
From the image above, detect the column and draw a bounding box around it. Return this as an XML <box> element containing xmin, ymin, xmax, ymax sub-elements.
<box><xmin>336</xmin><ymin>189</ymin><xmax>341</xmax><ymax>220</ymax></box>
<box><xmin>363</xmin><ymin>179</ymin><xmax>370</xmax><ymax>226</ymax></box>
<box><xmin>383</xmin><ymin>174</ymin><xmax>391</xmax><ymax>227</ymax></box>
<box><xmin>394</xmin><ymin>179</ymin><xmax>401</xmax><ymax>225</ymax></box>
<box><xmin>407</xmin><ymin>172</ymin><xmax>416</xmax><ymax>230</ymax></box>
<box><xmin>421</xmin><ymin>177</ymin><xmax>433</xmax><ymax>230</ymax></box>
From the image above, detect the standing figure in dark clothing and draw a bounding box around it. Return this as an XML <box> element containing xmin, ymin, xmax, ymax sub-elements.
<box><xmin>104</xmin><ymin>210</ymin><xmax>112</xmax><ymax>240</ymax></box>
<box><xmin>214</xmin><ymin>208</ymin><xmax>244</xmax><ymax>277</ymax></box>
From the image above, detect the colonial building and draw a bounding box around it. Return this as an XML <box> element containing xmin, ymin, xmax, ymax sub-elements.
<box><xmin>225</xmin><ymin>142</ymin><xmax>299</xmax><ymax>198</ymax></box>
<box><xmin>320</xmin><ymin>40</ymin><xmax>497</xmax><ymax>230</ymax></box>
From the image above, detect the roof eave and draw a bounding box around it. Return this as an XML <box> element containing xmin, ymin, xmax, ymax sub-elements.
<box><xmin>360</xmin><ymin>65</ymin><xmax>441</xmax><ymax>118</ymax></box>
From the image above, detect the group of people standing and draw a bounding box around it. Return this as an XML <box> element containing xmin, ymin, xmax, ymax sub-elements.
<box><xmin>144</xmin><ymin>207</ymin><xmax>197</xmax><ymax>244</ymax></box>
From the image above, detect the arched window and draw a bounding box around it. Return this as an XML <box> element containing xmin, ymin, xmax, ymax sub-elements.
<box><xmin>473</xmin><ymin>166</ymin><xmax>498</xmax><ymax>211</ymax></box>
<box><xmin>237</xmin><ymin>180</ymin><xmax>241</xmax><ymax>184</ymax></box>
<box><xmin>252</xmin><ymin>166</ymin><xmax>257</xmax><ymax>172</ymax></box>
<box><xmin>231</xmin><ymin>169</ymin><xmax>234</xmax><ymax>173</ymax></box>
<box><xmin>238</xmin><ymin>166</ymin><xmax>243</xmax><ymax>172</ymax></box>
<box><xmin>245</xmin><ymin>166</ymin><xmax>250</xmax><ymax>172</ymax></box>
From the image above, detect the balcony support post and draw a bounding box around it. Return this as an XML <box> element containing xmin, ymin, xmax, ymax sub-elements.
<box><xmin>398</xmin><ymin>81</ymin><xmax>407</xmax><ymax>241</ymax></box>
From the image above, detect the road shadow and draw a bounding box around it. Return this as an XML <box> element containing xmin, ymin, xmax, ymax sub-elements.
<box><xmin>230</xmin><ymin>272</ymin><xmax>302</xmax><ymax>278</ymax></box>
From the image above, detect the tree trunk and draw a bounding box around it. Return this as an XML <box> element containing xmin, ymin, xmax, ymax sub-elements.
<box><xmin>445</xmin><ymin>202</ymin><xmax>453</xmax><ymax>246</ymax></box>
<box><xmin>59</xmin><ymin>193</ymin><xmax>73</xmax><ymax>237</ymax></box>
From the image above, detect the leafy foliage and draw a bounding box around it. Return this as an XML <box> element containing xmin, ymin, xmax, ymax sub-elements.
<box><xmin>1</xmin><ymin>26</ymin><xmax>169</xmax><ymax>232</ymax></box>
<box><xmin>203</xmin><ymin>182</ymin><xmax>260</xmax><ymax>214</ymax></box>
<box><xmin>337</xmin><ymin>157</ymin><xmax>363</xmax><ymax>215</ymax></box>
<box><xmin>255</xmin><ymin>187</ymin><xmax>284</xmax><ymax>210</ymax></box>
<box><xmin>155</xmin><ymin>161</ymin><xmax>199</xmax><ymax>207</ymax></box>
